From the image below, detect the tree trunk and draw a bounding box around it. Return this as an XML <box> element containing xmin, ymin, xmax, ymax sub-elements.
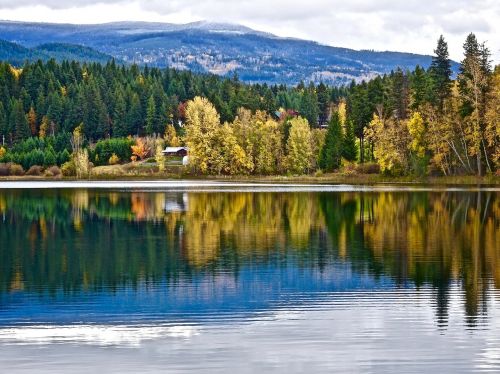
<box><xmin>477</xmin><ymin>147</ymin><xmax>482</xmax><ymax>177</ymax></box>
<box><xmin>360</xmin><ymin>136</ymin><xmax>364</xmax><ymax>163</ymax></box>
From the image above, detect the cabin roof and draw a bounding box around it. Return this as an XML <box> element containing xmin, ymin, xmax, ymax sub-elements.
<box><xmin>163</xmin><ymin>147</ymin><xmax>188</xmax><ymax>153</ymax></box>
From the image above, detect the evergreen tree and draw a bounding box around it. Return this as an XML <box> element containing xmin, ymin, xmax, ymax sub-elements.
<box><xmin>430</xmin><ymin>35</ymin><xmax>452</xmax><ymax>109</ymax></box>
<box><xmin>317</xmin><ymin>82</ymin><xmax>330</xmax><ymax>127</ymax></box>
<box><xmin>10</xmin><ymin>100</ymin><xmax>30</xmax><ymax>142</ymax></box>
<box><xmin>127</xmin><ymin>93</ymin><xmax>142</xmax><ymax>136</ymax></box>
<box><xmin>458</xmin><ymin>33</ymin><xmax>492</xmax><ymax>176</ymax></box>
<box><xmin>342</xmin><ymin>120</ymin><xmax>357</xmax><ymax>162</ymax></box>
<box><xmin>319</xmin><ymin>112</ymin><xmax>343</xmax><ymax>171</ymax></box>
<box><xmin>145</xmin><ymin>95</ymin><xmax>156</xmax><ymax>136</ymax></box>
<box><xmin>300</xmin><ymin>83</ymin><xmax>319</xmax><ymax>127</ymax></box>
<box><xmin>0</xmin><ymin>102</ymin><xmax>7</xmax><ymax>143</ymax></box>
<box><xmin>411</xmin><ymin>65</ymin><xmax>429</xmax><ymax>110</ymax></box>
<box><xmin>113</xmin><ymin>90</ymin><xmax>128</xmax><ymax>137</ymax></box>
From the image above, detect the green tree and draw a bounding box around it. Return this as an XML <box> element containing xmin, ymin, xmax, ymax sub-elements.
<box><xmin>320</xmin><ymin>112</ymin><xmax>343</xmax><ymax>171</ymax></box>
<box><xmin>10</xmin><ymin>100</ymin><xmax>30</xmax><ymax>142</ymax></box>
<box><xmin>342</xmin><ymin>120</ymin><xmax>357</xmax><ymax>162</ymax></box>
<box><xmin>430</xmin><ymin>35</ymin><xmax>453</xmax><ymax>110</ymax></box>
<box><xmin>112</xmin><ymin>89</ymin><xmax>128</xmax><ymax>137</ymax></box>
<box><xmin>458</xmin><ymin>33</ymin><xmax>492</xmax><ymax>175</ymax></box>
<box><xmin>145</xmin><ymin>95</ymin><xmax>156</xmax><ymax>136</ymax></box>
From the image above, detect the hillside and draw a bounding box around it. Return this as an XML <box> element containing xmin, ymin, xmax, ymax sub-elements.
<box><xmin>0</xmin><ymin>20</ymin><xmax>459</xmax><ymax>85</ymax></box>
<box><xmin>0</xmin><ymin>39</ymin><xmax>113</xmax><ymax>65</ymax></box>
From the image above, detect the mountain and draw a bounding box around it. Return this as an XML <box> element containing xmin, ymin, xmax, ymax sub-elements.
<box><xmin>0</xmin><ymin>20</ymin><xmax>458</xmax><ymax>85</ymax></box>
<box><xmin>0</xmin><ymin>39</ymin><xmax>113</xmax><ymax>65</ymax></box>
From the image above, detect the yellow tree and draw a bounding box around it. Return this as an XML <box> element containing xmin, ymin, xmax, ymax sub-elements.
<box><xmin>184</xmin><ymin>97</ymin><xmax>220</xmax><ymax>174</ymax></box>
<box><xmin>407</xmin><ymin>112</ymin><xmax>426</xmax><ymax>158</ymax></box>
<box><xmin>365</xmin><ymin>114</ymin><xmax>410</xmax><ymax>174</ymax></box>
<box><xmin>285</xmin><ymin>117</ymin><xmax>312</xmax><ymax>174</ymax></box>
<box><xmin>131</xmin><ymin>138</ymin><xmax>150</xmax><ymax>161</ymax></box>
<box><xmin>215</xmin><ymin>124</ymin><xmax>252</xmax><ymax>175</ymax></box>
<box><xmin>485</xmin><ymin>66</ymin><xmax>500</xmax><ymax>170</ymax></box>
<box><xmin>39</xmin><ymin>116</ymin><xmax>49</xmax><ymax>139</ymax></box>
<box><xmin>164</xmin><ymin>124</ymin><xmax>180</xmax><ymax>147</ymax></box>
<box><xmin>27</xmin><ymin>106</ymin><xmax>37</xmax><ymax>136</ymax></box>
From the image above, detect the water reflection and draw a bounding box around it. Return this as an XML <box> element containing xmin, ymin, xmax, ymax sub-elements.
<box><xmin>0</xmin><ymin>189</ymin><xmax>498</xmax><ymax>330</ymax></box>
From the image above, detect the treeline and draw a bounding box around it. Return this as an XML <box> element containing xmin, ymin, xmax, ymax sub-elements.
<box><xmin>0</xmin><ymin>58</ymin><xmax>342</xmax><ymax>144</ymax></box>
<box><xmin>347</xmin><ymin>34</ymin><xmax>499</xmax><ymax>176</ymax></box>
<box><xmin>0</xmin><ymin>33</ymin><xmax>498</xmax><ymax>176</ymax></box>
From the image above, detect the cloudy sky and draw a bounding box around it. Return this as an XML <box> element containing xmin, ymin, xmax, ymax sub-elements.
<box><xmin>0</xmin><ymin>0</ymin><xmax>498</xmax><ymax>62</ymax></box>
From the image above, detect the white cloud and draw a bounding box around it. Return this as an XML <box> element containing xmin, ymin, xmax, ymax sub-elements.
<box><xmin>0</xmin><ymin>0</ymin><xmax>498</xmax><ymax>62</ymax></box>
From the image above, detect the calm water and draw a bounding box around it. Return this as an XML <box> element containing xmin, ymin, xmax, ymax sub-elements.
<box><xmin>0</xmin><ymin>182</ymin><xmax>499</xmax><ymax>373</ymax></box>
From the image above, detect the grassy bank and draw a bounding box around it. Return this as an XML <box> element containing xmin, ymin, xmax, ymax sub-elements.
<box><xmin>1</xmin><ymin>169</ymin><xmax>499</xmax><ymax>186</ymax></box>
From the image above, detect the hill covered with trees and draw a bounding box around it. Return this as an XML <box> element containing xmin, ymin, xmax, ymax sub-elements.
<box><xmin>0</xmin><ymin>39</ymin><xmax>113</xmax><ymax>66</ymax></box>
<box><xmin>0</xmin><ymin>33</ymin><xmax>498</xmax><ymax>178</ymax></box>
<box><xmin>0</xmin><ymin>20</ymin><xmax>459</xmax><ymax>86</ymax></box>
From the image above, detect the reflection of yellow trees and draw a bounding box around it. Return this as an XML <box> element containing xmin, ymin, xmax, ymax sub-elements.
<box><xmin>361</xmin><ymin>191</ymin><xmax>499</xmax><ymax>318</ymax></box>
<box><xmin>179</xmin><ymin>193</ymin><xmax>324</xmax><ymax>265</ymax></box>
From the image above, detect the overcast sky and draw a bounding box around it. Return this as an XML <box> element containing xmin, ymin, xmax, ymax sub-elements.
<box><xmin>0</xmin><ymin>0</ymin><xmax>498</xmax><ymax>62</ymax></box>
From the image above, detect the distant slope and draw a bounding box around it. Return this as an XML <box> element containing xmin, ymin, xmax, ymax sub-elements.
<box><xmin>0</xmin><ymin>39</ymin><xmax>45</xmax><ymax>65</ymax></box>
<box><xmin>0</xmin><ymin>20</ymin><xmax>459</xmax><ymax>85</ymax></box>
<box><xmin>34</xmin><ymin>43</ymin><xmax>113</xmax><ymax>64</ymax></box>
<box><xmin>0</xmin><ymin>39</ymin><xmax>114</xmax><ymax>65</ymax></box>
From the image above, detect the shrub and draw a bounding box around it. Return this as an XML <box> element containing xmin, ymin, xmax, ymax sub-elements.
<box><xmin>26</xmin><ymin>165</ymin><xmax>44</xmax><ymax>176</ymax></box>
<box><xmin>92</xmin><ymin>138</ymin><xmax>134</xmax><ymax>166</ymax></box>
<box><xmin>57</xmin><ymin>149</ymin><xmax>71</xmax><ymax>165</ymax></box>
<box><xmin>43</xmin><ymin>149</ymin><xmax>57</xmax><ymax>167</ymax></box>
<box><xmin>0</xmin><ymin>163</ymin><xmax>9</xmax><ymax>176</ymax></box>
<box><xmin>74</xmin><ymin>149</ymin><xmax>92</xmax><ymax>178</ymax></box>
<box><xmin>108</xmin><ymin>153</ymin><xmax>120</xmax><ymax>165</ymax></box>
<box><xmin>61</xmin><ymin>160</ymin><xmax>76</xmax><ymax>177</ymax></box>
<box><xmin>45</xmin><ymin>166</ymin><xmax>62</xmax><ymax>178</ymax></box>
<box><xmin>8</xmin><ymin>163</ymin><xmax>24</xmax><ymax>176</ymax></box>
<box><xmin>356</xmin><ymin>162</ymin><xmax>380</xmax><ymax>174</ymax></box>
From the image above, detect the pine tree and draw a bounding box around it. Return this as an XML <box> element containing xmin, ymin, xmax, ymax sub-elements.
<box><xmin>319</xmin><ymin>112</ymin><xmax>343</xmax><ymax>171</ymax></box>
<box><xmin>300</xmin><ymin>83</ymin><xmax>319</xmax><ymax>127</ymax></box>
<box><xmin>145</xmin><ymin>95</ymin><xmax>156</xmax><ymax>136</ymax></box>
<box><xmin>342</xmin><ymin>120</ymin><xmax>357</xmax><ymax>162</ymax></box>
<box><xmin>411</xmin><ymin>65</ymin><xmax>429</xmax><ymax>110</ymax></box>
<box><xmin>127</xmin><ymin>93</ymin><xmax>142</xmax><ymax>136</ymax></box>
<box><xmin>317</xmin><ymin>82</ymin><xmax>330</xmax><ymax>127</ymax></box>
<box><xmin>113</xmin><ymin>90</ymin><xmax>128</xmax><ymax>137</ymax></box>
<box><xmin>458</xmin><ymin>33</ymin><xmax>492</xmax><ymax>176</ymax></box>
<box><xmin>10</xmin><ymin>100</ymin><xmax>30</xmax><ymax>142</ymax></box>
<box><xmin>430</xmin><ymin>35</ymin><xmax>453</xmax><ymax>109</ymax></box>
<box><xmin>0</xmin><ymin>102</ymin><xmax>7</xmax><ymax>142</ymax></box>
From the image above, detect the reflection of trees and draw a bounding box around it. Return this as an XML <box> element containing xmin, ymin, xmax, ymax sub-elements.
<box><xmin>354</xmin><ymin>191</ymin><xmax>499</xmax><ymax>327</ymax></box>
<box><xmin>0</xmin><ymin>189</ymin><xmax>498</xmax><ymax>323</ymax></box>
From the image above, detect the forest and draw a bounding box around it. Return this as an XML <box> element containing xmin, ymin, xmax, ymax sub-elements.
<box><xmin>0</xmin><ymin>33</ymin><xmax>498</xmax><ymax>177</ymax></box>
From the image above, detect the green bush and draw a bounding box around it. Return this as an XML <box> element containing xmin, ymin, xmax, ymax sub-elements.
<box><xmin>43</xmin><ymin>148</ymin><xmax>57</xmax><ymax>167</ymax></box>
<box><xmin>92</xmin><ymin>138</ymin><xmax>134</xmax><ymax>166</ymax></box>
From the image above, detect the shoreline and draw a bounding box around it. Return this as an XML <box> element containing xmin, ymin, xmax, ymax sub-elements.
<box><xmin>0</xmin><ymin>177</ymin><xmax>499</xmax><ymax>191</ymax></box>
<box><xmin>0</xmin><ymin>173</ymin><xmax>499</xmax><ymax>187</ymax></box>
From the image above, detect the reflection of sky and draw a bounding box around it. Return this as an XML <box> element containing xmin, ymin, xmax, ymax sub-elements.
<box><xmin>0</xmin><ymin>261</ymin><xmax>395</xmax><ymax>326</ymax></box>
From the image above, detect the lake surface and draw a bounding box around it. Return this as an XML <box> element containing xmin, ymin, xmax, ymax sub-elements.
<box><xmin>0</xmin><ymin>182</ymin><xmax>499</xmax><ymax>373</ymax></box>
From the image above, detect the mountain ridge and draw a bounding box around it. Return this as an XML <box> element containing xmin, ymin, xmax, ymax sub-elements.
<box><xmin>0</xmin><ymin>20</ymin><xmax>459</xmax><ymax>85</ymax></box>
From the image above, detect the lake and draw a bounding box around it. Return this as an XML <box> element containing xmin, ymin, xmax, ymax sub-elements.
<box><xmin>0</xmin><ymin>182</ymin><xmax>499</xmax><ymax>373</ymax></box>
